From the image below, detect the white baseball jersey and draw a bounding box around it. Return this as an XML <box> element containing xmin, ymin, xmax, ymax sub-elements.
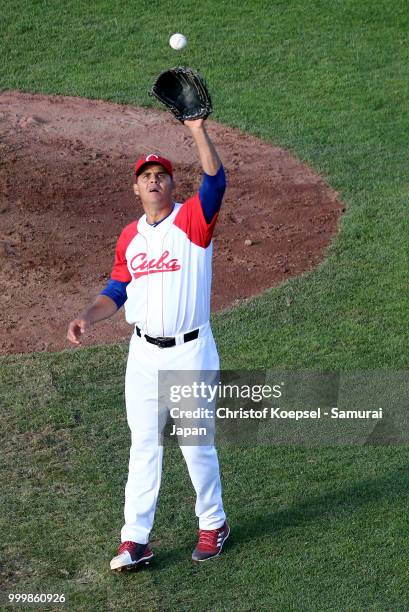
<box><xmin>110</xmin><ymin>192</ymin><xmax>219</xmax><ymax>337</ymax></box>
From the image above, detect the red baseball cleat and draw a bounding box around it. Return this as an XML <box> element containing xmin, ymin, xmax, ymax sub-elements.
<box><xmin>192</xmin><ymin>521</ymin><xmax>230</xmax><ymax>562</ymax></box>
<box><xmin>110</xmin><ymin>541</ymin><xmax>153</xmax><ymax>571</ymax></box>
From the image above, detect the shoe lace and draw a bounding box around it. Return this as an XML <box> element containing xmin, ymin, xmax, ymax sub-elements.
<box><xmin>118</xmin><ymin>541</ymin><xmax>138</xmax><ymax>554</ymax></box>
<box><xmin>198</xmin><ymin>528</ymin><xmax>220</xmax><ymax>550</ymax></box>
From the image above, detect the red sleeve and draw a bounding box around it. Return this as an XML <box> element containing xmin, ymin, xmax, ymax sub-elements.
<box><xmin>173</xmin><ymin>192</ymin><xmax>219</xmax><ymax>248</ymax></box>
<box><xmin>110</xmin><ymin>221</ymin><xmax>138</xmax><ymax>282</ymax></box>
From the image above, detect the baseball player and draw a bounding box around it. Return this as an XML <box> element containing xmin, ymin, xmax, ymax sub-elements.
<box><xmin>67</xmin><ymin>117</ymin><xmax>229</xmax><ymax>569</ymax></box>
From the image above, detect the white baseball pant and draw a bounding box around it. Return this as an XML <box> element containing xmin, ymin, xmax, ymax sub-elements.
<box><xmin>120</xmin><ymin>322</ymin><xmax>226</xmax><ymax>544</ymax></box>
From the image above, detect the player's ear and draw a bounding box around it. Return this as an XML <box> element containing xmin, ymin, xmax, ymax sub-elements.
<box><xmin>133</xmin><ymin>182</ymin><xmax>139</xmax><ymax>197</ymax></box>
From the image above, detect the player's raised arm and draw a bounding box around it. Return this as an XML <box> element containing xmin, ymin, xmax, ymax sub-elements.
<box><xmin>150</xmin><ymin>67</ymin><xmax>221</xmax><ymax>176</ymax></box>
<box><xmin>184</xmin><ymin>119</ymin><xmax>226</xmax><ymax>224</ymax></box>
<box><xmin>184</xmin><ymin>118</ymin><xmax>221</xmax><ymax>175</ymax></box>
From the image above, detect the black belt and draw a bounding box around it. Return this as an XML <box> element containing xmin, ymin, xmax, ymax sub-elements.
<box><xmin>135</xmin><ymin>326</ymin><xmax>199</xmax><ymax>349</ymax></box>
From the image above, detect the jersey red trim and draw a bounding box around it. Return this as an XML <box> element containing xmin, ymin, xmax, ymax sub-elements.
<box><xmin>173</xmin><ymin>192</ymin><xmax>219</xmax><ymax>248</ymax></box>
<box><xmin>111</xmin><ymin>220</ymin><xmax>138</xmax><ymax>282</ymax></box>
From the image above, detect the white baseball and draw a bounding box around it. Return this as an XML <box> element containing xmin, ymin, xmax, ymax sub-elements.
<box><xmin>169</xmin><ymin>33</ymin><xmax>187</xmax><ymax>50</ymax></box>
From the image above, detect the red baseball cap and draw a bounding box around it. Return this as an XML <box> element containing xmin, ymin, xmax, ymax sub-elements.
<box><xmin>134</xmin><ymin>153</ymin><xmax>173</xmax><ymax>178</ymax></box>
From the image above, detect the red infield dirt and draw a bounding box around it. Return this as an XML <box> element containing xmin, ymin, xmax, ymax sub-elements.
<box><xmin>0</xmin><ymin>91</ymin><xmax>344</xmax><ymax>355</ymax></box>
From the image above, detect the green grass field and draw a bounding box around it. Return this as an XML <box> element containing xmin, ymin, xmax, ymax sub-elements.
<box><xmin>2</xmin><ymin>1</ymin><xmax>409</xmax><ymax>609</ymax></box>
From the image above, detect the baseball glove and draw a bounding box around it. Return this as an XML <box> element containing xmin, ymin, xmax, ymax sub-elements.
<box><xmin>149</xmin><ymin>66</ymin><xmax>212</xmax><ymax>123</ymax></box>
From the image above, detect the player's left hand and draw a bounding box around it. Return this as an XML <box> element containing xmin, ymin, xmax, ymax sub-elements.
<box><xmin>149</xmin><ymin>67</ymin><xmax>212</xmax><ymax>123</ymax></box>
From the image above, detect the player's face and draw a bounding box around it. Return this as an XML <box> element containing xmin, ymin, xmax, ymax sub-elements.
<box><xmin>133</xmin><ymin>164</ymin><xmax>174</xmax><ymax>207</ymax></box>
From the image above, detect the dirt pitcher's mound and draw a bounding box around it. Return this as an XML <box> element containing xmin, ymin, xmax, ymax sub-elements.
<box><xmin>0</xmin><ymin>91</ymin><xmax>344</xmax><ymax>355</ymax></box>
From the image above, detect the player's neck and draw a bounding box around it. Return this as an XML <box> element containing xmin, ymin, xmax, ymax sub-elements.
<box><xmin>145</xmin><ymin>202</ymin><xmax>175</xmax><ymax>226</ymax></box>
